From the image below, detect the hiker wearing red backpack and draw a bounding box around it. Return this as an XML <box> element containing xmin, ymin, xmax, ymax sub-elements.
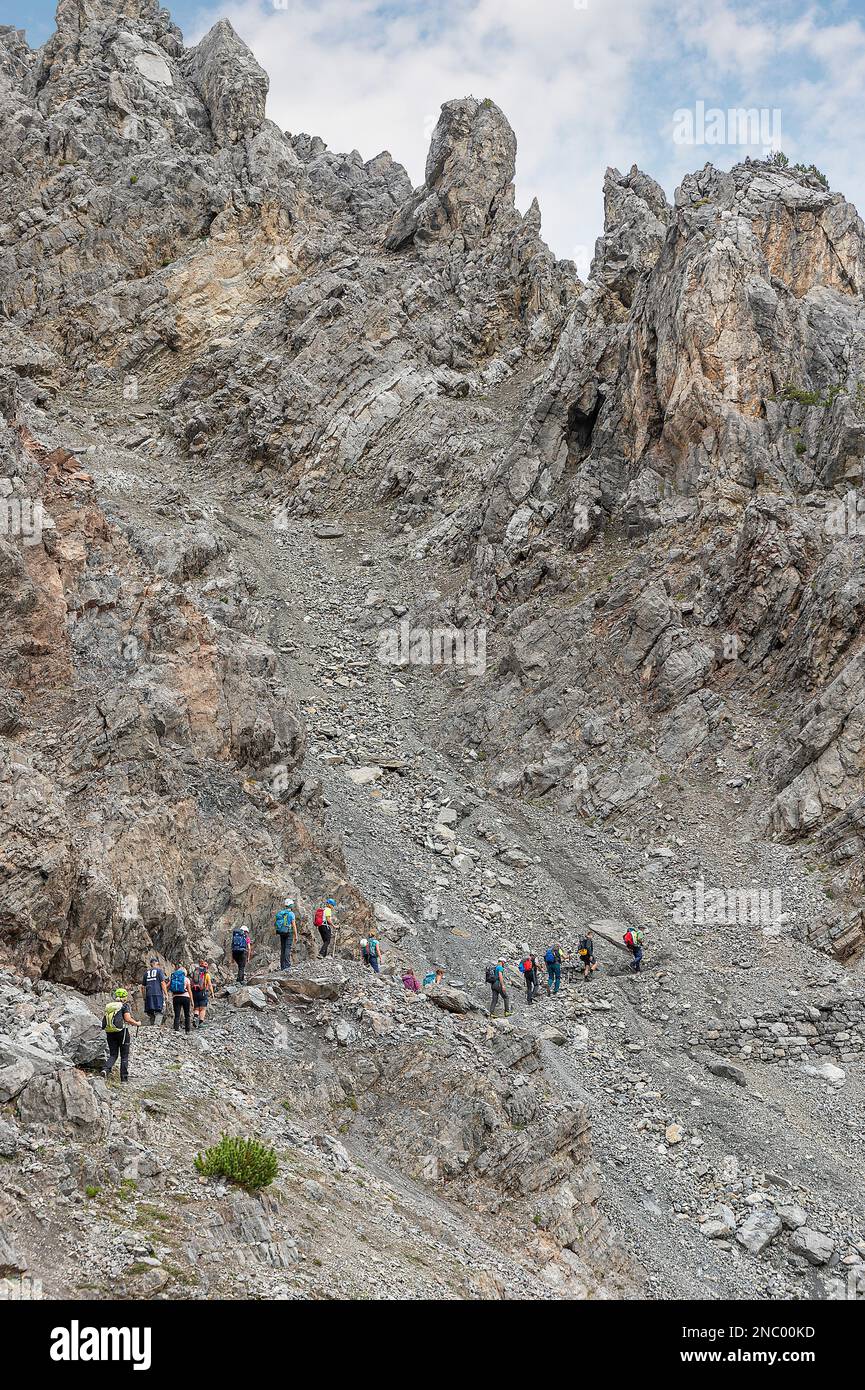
<box><xmin>519</xmin><ymin>944</ymin><xmax>540</xmax><ymax>1005</ymax></box>
<box><xmin>315</xmin><ymin>900</ymin><xmax>335</xmax><ymax>958</ymax></box>
<box><xmin>191</xmin><ymin>960</ymin><xmax>214</xmax><ymax>1028</ymax></box>
<box><xmin>623</xmin><ymin>926</ymin><xmax>644</xmax><ymax>972</ymax></box>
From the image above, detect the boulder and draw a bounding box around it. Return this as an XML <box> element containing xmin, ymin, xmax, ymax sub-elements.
<box><xmin>17</xmin><ymin>1068</ymin><xmax>109</xmax><ymax>1135</ymax></box>
<box><xmin>230</xmin><ymin>986</ymin><xmax>268</xmax><ymax>1011</ymax></box>
<box><xmin>788</xmin><ymin>1227</ymin><xmax>835</xmax><ymax>1265</ymax></box>
<box><xmin>0</xmin><ymin>1058</ymin><xmax>35</xmax><ymax>1103</ymax></box>
<box><xmin>705</xmin><ymin>1057</ymin><xmax>747</xmax><ymax>1087</ymax></box>
<box><xmin>736</xmin><ymin>1210</ymin><xmax>783</xmax><ymax>1255</ymax></box>
<box><xmin>426</xmin><ymin>985</ymin><xmax>480</xmax><ymax>1015</ymax></box>
<box><xmin>276</xmin><ymin>977</ymin><xmax>345</xmax><ymax>1003</ymax></box>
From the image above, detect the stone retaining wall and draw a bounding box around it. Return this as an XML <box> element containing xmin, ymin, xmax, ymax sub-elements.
<box><xmin>696</xmin><ymin>997</ymin><xmax>864</xmax><ymax>1064</ymax></box>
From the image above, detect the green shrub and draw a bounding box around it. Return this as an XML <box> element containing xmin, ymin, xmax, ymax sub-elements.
<box><xmin>194</xmin><ymin>1134</ymin><xmax>278</xmax><ymax>1192</ymax></box>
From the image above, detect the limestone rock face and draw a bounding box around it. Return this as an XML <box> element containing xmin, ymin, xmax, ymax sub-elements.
<box><xmin>185</xmin><ymin>20</ymin><xmax>268</xmax><ymax>149</ymax></box>
<box><xmin>2</xmin><ymin>0</ymin><xmax>865</xmax><ymax>1305</ymax></box>
<box><xmin>387</xmin><ymin>97</ymin><xmax>517</xmax><ymax>251</ymax></box>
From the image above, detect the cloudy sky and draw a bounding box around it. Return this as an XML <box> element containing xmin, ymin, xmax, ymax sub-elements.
<box><xmin>6</xmin><ymin>0</ymin><xmax>865</xmax><ymax>263</ymax></box>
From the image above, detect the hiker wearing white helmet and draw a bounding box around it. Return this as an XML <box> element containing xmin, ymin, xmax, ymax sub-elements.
<box><xmin>275</xmin><ymin>897</ymin><xmax>297</xmax><ymax>971</ymax></box>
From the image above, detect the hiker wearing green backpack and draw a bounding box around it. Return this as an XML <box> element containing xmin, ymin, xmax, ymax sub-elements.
<box><xmin>623</xmin><ymin>926</ymin><xmax>644</xmax><ymax>972</ymax></box>
<box><xmin>275</xmin><ymin>899</ymin><xmax>297</xmax><ymax>971</ymax></box>
<box><xmin>101</xmin><ymin>988</ymin><xmax>140</xmax><ymax>1083</ymax></box>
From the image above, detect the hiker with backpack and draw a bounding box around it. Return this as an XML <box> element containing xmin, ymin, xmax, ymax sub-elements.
<box><xmin>485</xmin><ymin>959</ymin><xmax>511</xmax><ymax>1018</ymax></box>
<box><xmin>402</xmin><ymin>969</ymin><xmax>421</xmax><ymax>993</ymax></box>
<box><xmin>623</xmin><ymin>926</ymin><xmax>644</xmax><ymax>972</ymax></box>
<box><xmin>169</xmin><ymin>964</ymin><xmax>194</xmax><ymax>1033</ymax></box>
<box><xmin>366</xmin><ymin>934</ymin><xmax>381</xmax><ymax>973</ymax></box>
<box><xmin>315</xmin><ymin>900</ymin><xmax>335</xmax><ymax>958</ymax></box>
<box><xmin>190</xmin><ymin>960</ymin><xmax>213</xmax><ymax>1028</ymax></box>
<box><xmin>544</xmin><ymin>943</ymin><xmax>563</xmax><ymax>996</ymax></box>
<box><xmin>519</xmin><ymin>944</ymin><xmax>540</xmax><ymax>1004</ymax></box>
<box><xmin>579</xmin><ymin>930</ymin><xmax>598</xmax><ymax>980</ymax></box>
<box><xmin>141</xmin><ymin>957</ymin><xmax>168</xmax><ymax>1025</ymax></box>
<box><xmin>423</xmin><ymin>967</ymin><xmax>444</xmax><ymax>988</ymax></box>
<box><xmin>230</xmin><ymin>925</ymin><xmax>252</xmax><ymax>982</ymax></box>
<box><xmin>275</xmin><ymin>898</ymin><xmax>297</xmax><ymax>972</ymax></box>
<box><xmin>101</xmin><ymin>988</ymin><xmax>140</xmax><ymax>1083</ymax></box>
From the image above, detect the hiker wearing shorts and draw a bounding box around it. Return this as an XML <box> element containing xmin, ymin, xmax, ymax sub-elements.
<box><xmin>191</xmin><ymin>960</ymin><xmax>213</xmax><ymax>1028</ymax></box>
<box><xmin>141</xmin><ymin>958</ymin><xmax>167</xmax><ymax>1025</ymax></box>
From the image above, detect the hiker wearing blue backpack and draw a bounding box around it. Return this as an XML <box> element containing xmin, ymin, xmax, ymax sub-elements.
<box><xmin>169</xmin><ymin>965</ymin><xmax>193</xmax><ymax>1033</ymax></box>
<box><xmin>275</xmin><ymin>899</ymin><xmax>297</xmax><ymax>971</ymax></box>
<box><xmin>230</xmin><ymin>925</ymin><xmax>252</xmax><ymax>982</ymax></box>
<box><xmin>544</xmin><ymin>943</ymin><xmax>563</xmax><ymax>995</ymax></box>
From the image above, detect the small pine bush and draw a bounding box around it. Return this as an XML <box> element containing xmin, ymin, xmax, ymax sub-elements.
<box><xmin>194</xmin><ymin>1134</ymin><xmax>278</xmax><ymax>1192</ymax></box>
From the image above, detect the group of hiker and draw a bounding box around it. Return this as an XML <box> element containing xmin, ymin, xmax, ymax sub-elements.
<box><xmin>101</xmin><ymin>957</ymin><xmax>215</xmax><ymax>1081</ymax></box>
<box><xmin>241</xmin><ymin>896</ymin><xmax>337</xmax><ymax>979</ymax></box>
<box><xmin>101</xmin><ymin>896</ymin><xmax>341</xmax><ymax>1082</ymax></box>
<box><xmin>485</xmin><ymin>925</ymin><xmax>646</xmax><ymax>1017</ymax></box>
<box><xmin>102</xmin><ymin>894</ymin><xmax>647</xmax><ymax>1080</ymax></box>
<box><xmin>401</xmin><ymin>966</ymin><xmax>444</xmax><ymax>993</ymax></box>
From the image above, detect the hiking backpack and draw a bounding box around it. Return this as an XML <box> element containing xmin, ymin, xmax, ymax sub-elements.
<box><xmin>579</xmin><ymin>937</ymin><xmax>590</xmax><ymax>959</ymax></box>
<box><xmin>521</xmin><ymin>956</ymin><xmax>533</xmax><ymax>974</ymax></box>
<box><xmin>275</xmin><ymin>909</ymin><xmax>293</xmax><ymax>935</ymax></box>
<box><xmin>623</xmin><ymin>930</ymin><xmax>634</xmax><ymax>950</ymax></box>
<box><xmin>231</xmin><ymin>928</ymin><xmax>247</xmax><ymax>952</ymax></box>
<box><xmin>103</xmin><ymin>1000</ymin><xmax>126</xmax><ymax>1034</ymax></box>
<box><xmin>484</xmin><ymin>964</ymin><xmax>498</xmax><ymax>985</ymax></box>
<box><xmin>314</xmin><ymin>907</ymin><xmax>326</xmax><ymax>929</ymax></box>
<box><xmin>544</xmin><ymin>948</ymin><xmax>556</xmax><ymax>965</ymax></box>
<box><xmin>169</xmin><ymin>968</ymin><xmax>187</xmax><ymax>994</ymax></box>
<box><xmin>191</xmin><ymin>966</ymin><xmax>207</xmax><ymax>992</ymax></box>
